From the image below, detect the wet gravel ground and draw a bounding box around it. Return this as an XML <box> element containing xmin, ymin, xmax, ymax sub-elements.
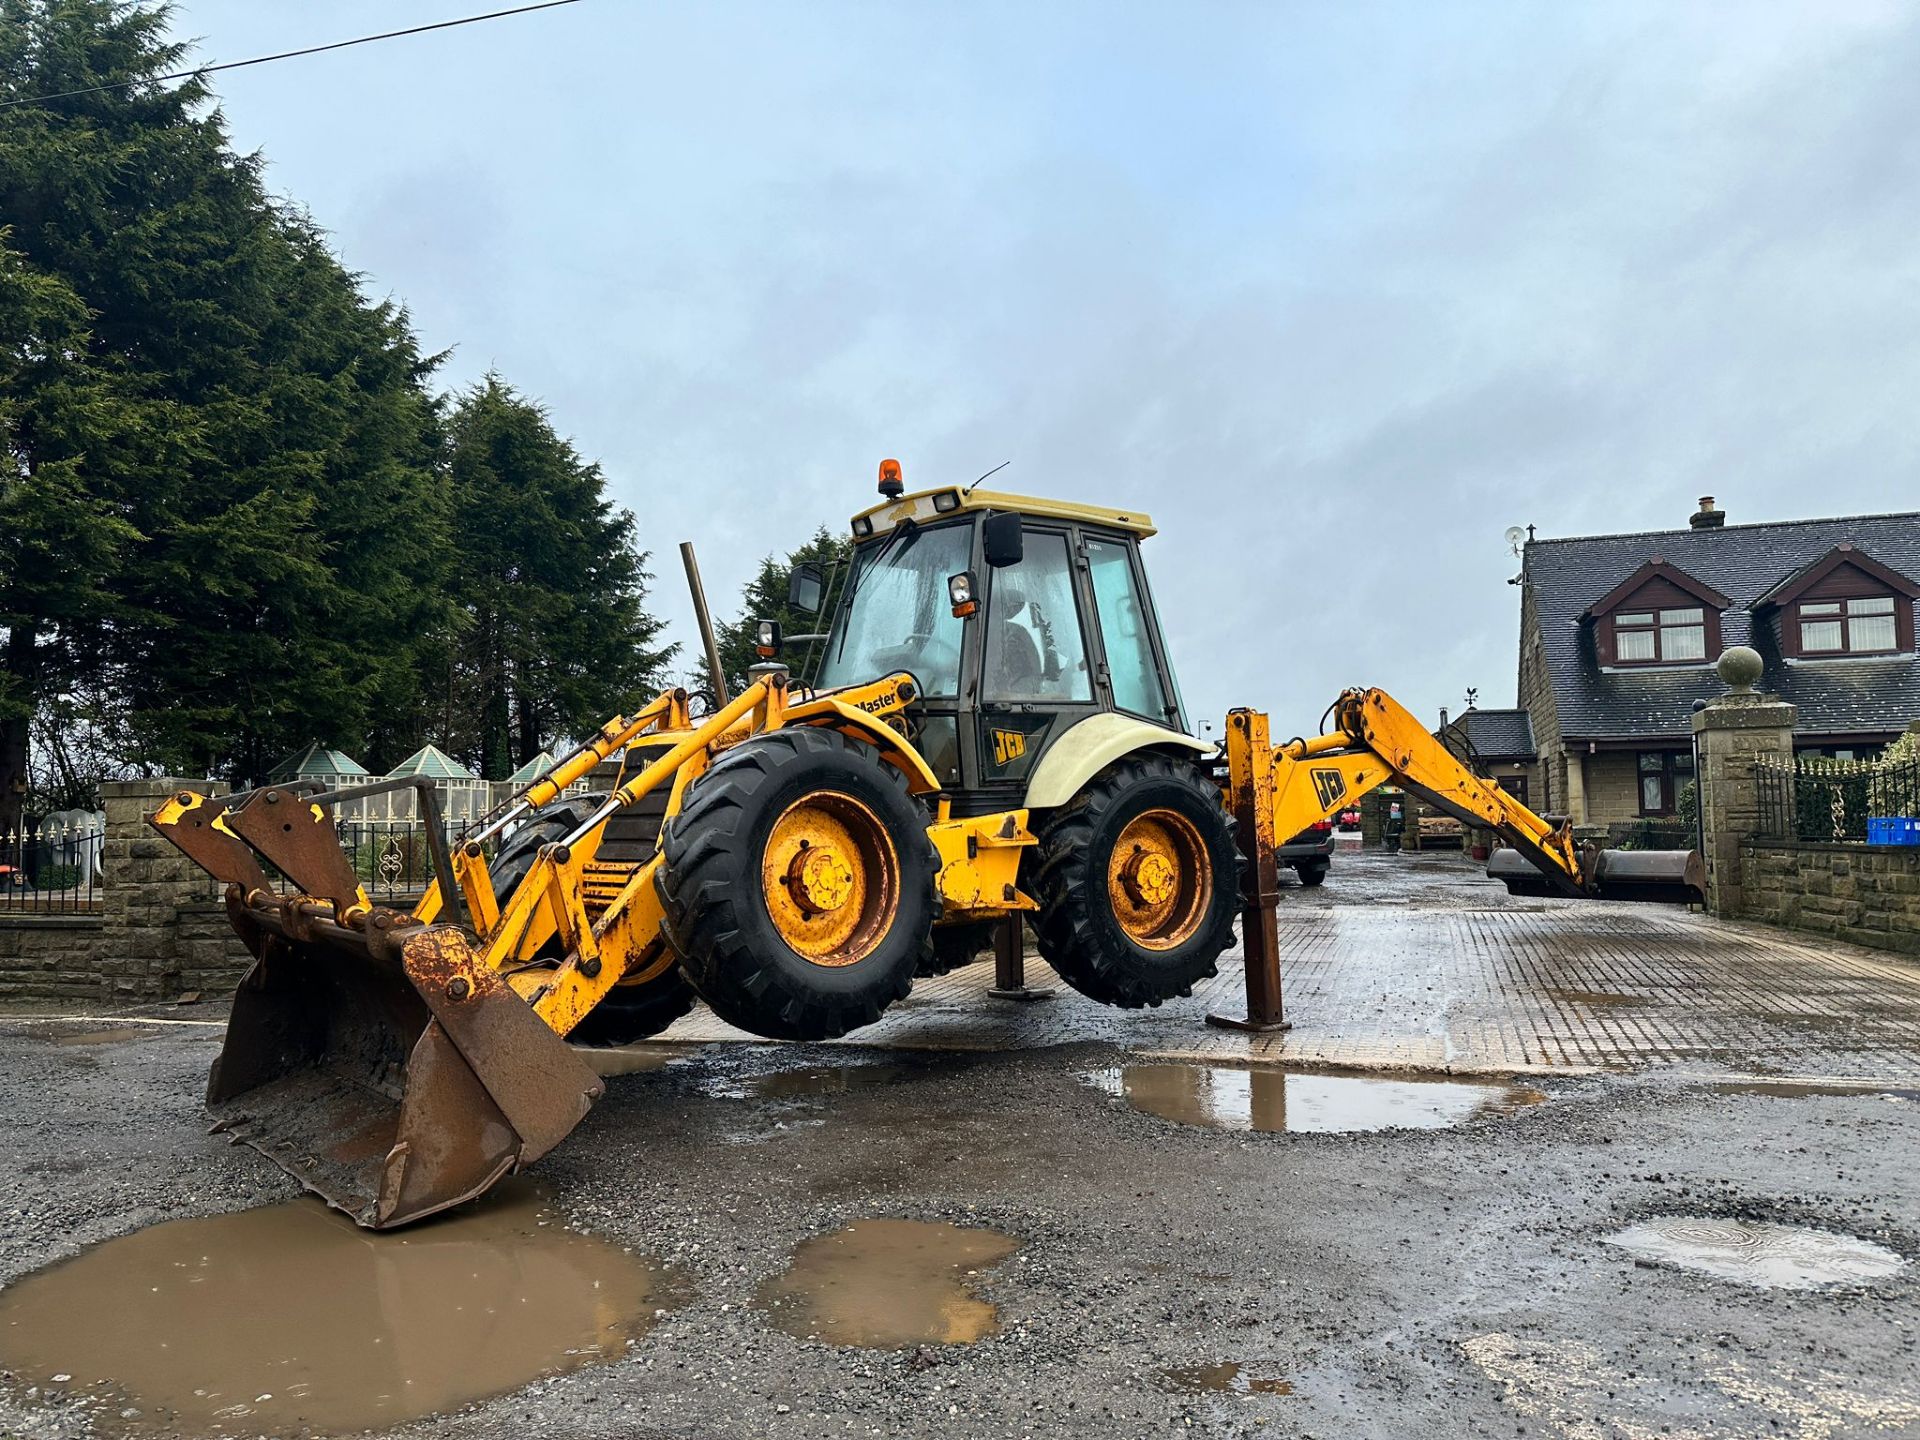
<box><xmin>3</xmin><ymin>866</ymin><xmax>1920</xmax><ymax>1438</ymax></box>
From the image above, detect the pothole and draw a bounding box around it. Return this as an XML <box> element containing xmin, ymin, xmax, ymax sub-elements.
<box><xmin>756</xmin><ymin>1219</ymin><xmax>1018</xmax><ymax>1347</ymax></box>
<box><xmin>577</xmin><ymin>1042</ymin><xmax>693</xmax><ymax>1078</ymax></box>
<box><xmin>1604</xmin><ymin>1217</ymin><xmax>1906</xmax><ymax>1290</ymax></box>
<box><xmin>1087</xmin><ymin>1064</ymin><xmax>1546</xmax><ymax>1133</ymax></box>
<box><xmin>0</xmin><ymin>1180</ymin><xmax>680</xmax><ymax>1434</ymax></box>
<box><xmin>1159</xmin><ymin>1362</ymin><xmax>1293</xmax><ymax>1395</ymax></box>
<box><xmin>715</xmin><ymin>1062</ymin><xmax>908</xmax><ymax>1101</ymax></box>
<box><xmin>1713</xmin><ymin>1081</ymin><xmax>1920</xmax><ymax>1101</ymax></box>
<box><xmin>48</xmin><ymin>1027</ymin><xmax>150</xmax><ymax>1047</ymax></box>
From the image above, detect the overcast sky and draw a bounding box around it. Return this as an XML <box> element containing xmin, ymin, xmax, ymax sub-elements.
<box><xmin>169</xmin><ymin>0</ymin><xmax>1920</xmax><ymax>737</ymax></box>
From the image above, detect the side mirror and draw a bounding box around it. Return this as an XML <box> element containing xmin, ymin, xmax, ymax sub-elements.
<box><xmin>982</xmin><ymin>512</ymin><xmax>1023</xmax><ymax>568</ymax></box>
<box><xmin>787</xmin><ymin>563</ymin><xmax>827</xmax><ymax>615</ymax></box>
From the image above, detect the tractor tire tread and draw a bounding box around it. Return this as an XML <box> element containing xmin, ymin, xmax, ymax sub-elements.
<box><xmin>1030</xmin><ymin>753</ymin><xmax>1238</xmax><ymax>1009</ymax></box>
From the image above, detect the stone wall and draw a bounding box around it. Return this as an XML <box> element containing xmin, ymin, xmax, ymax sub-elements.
<box><xmin>0</xmin><ymin>779</ymin><xmax>251</xmax><ymax>1004</ymax></box>
<box><xmin>1581</xmin><ymin>751</ymin><xmax>1642</xmax><ymax>826</ymax></box>
<box><xmin>1739</xmin><ymin>841</ymin><xmax>1920</xmax><ymax>957</ymax></box>
<box><xmin>0</xmin><ymin>915</ymin><xmax>105</xmax><ymax>1001</ymax></box>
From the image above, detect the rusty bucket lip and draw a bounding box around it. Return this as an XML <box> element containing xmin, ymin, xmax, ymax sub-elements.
<box><xmin>204</xmin><ymin>925</ymin><xmax>603</xmax><ymax>1231</ymax></box>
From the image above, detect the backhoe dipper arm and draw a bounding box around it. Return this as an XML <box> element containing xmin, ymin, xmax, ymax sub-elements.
<box><xmin>1264</xmin><ymin>688</ymin><xmax>1587</xmax><ymax>897</ymax></box>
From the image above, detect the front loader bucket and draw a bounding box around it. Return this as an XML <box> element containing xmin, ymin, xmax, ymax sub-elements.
<box><xmin>1587</xmin><ymin>847</ymin><xmax>1706</xmax><ymax>904</ymax></box>
<box><xmin>1488</xmin><ymin>846</ymin><xmax>1704</xmax><ymax>905</ymax></box>
<box><xmin>208</xmin><ymin>923</ymin><xmax>603</xmax><ymax>1229</ymax></box>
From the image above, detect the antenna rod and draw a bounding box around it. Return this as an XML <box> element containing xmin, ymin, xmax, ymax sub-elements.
<box><xmin>965</xmin><ymin>460</ymin><xmax>1011</xmax><ymax>494</ymax></box>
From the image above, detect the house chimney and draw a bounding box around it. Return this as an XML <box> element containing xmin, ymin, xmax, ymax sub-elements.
<box><xmin>1690</xmin><ymin>495</ymin><xmax>1725</xmax><ymax>530</ymax></box>
<box><xmin>1438</xmin><ymin>706</ymin><xmax>1450</xmax><ymax>731</ymax></box>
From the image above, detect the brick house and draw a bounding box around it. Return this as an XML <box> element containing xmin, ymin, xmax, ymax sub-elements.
<box><xmin>1515</xmin><ymin>498</ymin><xmax>1920</xmax><ymax>825</ymax></box>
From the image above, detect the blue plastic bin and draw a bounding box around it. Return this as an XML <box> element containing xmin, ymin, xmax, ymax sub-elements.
<box><xmin>1867</xmin><ymin>817</ymin><xmax>1920</xmax><ymax>846</ymax></box>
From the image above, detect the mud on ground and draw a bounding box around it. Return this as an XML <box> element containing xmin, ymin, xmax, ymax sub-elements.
<box><xmin>1</xmin><ymin>858</ymin><xmax>1917</xmax><ymax>1439</ymax></box>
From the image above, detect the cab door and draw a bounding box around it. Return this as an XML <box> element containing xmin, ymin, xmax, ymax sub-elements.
<box><xmin>966</xmin><ymin>526</ymin><xmax>1100</xmax><ymax>810</ymax></box>
<box><xmin>1080</xmin><ymin>531</ymin><xmax>1187</xmax><ymax>731</ymax></box>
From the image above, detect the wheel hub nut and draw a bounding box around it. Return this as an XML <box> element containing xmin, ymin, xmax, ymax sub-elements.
<box><xmin>787</xmin><ymin>845</ymin><xmax>855</xmax><ymax>915</ymax></box>
<box><xmin>1120</xmin><ymin>847</ymin><xmax>1177</xmax><ymax>907</ymax></box>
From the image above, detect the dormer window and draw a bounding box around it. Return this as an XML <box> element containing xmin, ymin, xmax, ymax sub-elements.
<box><xmin>1759</xmin><ymin>545</ymin><xmax>1918</xmax><ymax>661</ymax></box>
<box><xmin>1797</xmin><ymin>596</ymin><xmax>1897</xmax><ymax>655</ymax></box>
<box><xmin>1584</xmin><ymin>558</ymin><xmax>1729</xmax><ymax>669</ymax></box>
<box><xmin>1614</xmin><ymin>607</ymin><xmax>1706</xmax><ymax>664</ymax></box>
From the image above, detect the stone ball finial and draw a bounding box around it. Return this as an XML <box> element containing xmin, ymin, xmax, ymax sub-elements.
<box><xmin>1716</xmin><ymin>645</ymin><xmax>1764</xmax><ymax>694</ymax></box>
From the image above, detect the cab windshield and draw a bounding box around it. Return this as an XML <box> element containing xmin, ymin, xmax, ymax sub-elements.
<box><xmin>815</xmin><ymin>521</ymin><xmax>971</xmax><ymax>696</ymax></box>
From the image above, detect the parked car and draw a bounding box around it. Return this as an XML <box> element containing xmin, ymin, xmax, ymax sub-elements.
<box><xmin>1281</xmin><ymin>819</ymin><xmax>1333</xmax><ymax>886</ymax></box>
<box><xmin>1335</xmin><ymin>808</ymin><xmax>1362</xmax><ymax>831</ymax></box>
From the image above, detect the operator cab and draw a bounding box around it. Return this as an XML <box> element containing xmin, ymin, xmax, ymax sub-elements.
<box><xmin>803</xmin><ymin>462</ymin><xmax>1191</xmax><ymax>816</ymax></box>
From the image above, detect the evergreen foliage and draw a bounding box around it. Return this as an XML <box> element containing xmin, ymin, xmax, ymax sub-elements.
<box><xmin>0</xmin><ymin>2</ymin><xmax>670</xmax><ymax>817</ymax></box>
<box><xmin>705</xmin><ymin>526</ymin><xmax>852</xmax><ymax>697</ymax></box>
<box><xmin>440</xmin><ymin>377</ymin><xmax>674</xmax><ymax>780</ymax></box>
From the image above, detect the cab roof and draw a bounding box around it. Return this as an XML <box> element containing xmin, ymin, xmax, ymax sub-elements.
<box><xmin>849</xmin><ymin>486</ymin><xmax>1156</xmax><ymax>540</ymax></box>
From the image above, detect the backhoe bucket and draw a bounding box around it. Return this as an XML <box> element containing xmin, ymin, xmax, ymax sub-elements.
<box><xmin>1488</xmin><ymin>846</ymin><xmax>1704</xmax><ymax>904</ymax></box>
<box><xmin>207</xmin><ymin>921</ymin><xmax>603</xmax><ymax>1230</ymax></box>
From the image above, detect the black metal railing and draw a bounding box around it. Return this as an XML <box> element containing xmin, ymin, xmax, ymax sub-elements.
<box><xmin>339</xmin><ymin>819</ymin><xmax>495</xmax><ymax>904</ymax></box>
<box><xmin>0</xmin><ymin>821</ymin><xmax>106</xmax><ymax>914</ymax></box>
<box><xmin>1606</xmin><ymin>818</ymin><xmax>1695</xmax><ymax>851</ymax></box>
<box><xmin>1755</xmin><ymin>757</ymin><xmax>1920</xmax><ymax>843</ymax></box>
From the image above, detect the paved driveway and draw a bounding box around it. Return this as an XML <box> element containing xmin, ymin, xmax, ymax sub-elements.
<box><xmin>666</xmin><ymin>848</ymin><xmax>1920</xmax><ymax>1083</ymax></box>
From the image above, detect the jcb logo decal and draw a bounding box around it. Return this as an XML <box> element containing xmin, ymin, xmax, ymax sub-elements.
<box><xmin>1311</xmin><ymin>767</ymin><xmax>1346</xmax><ymax>808</ymax></box>
<box><xmin>992</xmin><ymin>729</ymin><xmax>1028</xmax><ymax>765</ymax></box>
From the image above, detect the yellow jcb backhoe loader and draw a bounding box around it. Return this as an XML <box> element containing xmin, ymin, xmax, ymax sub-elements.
<box><xmin>153</xmin><ymin>462</ymin><xmax>1701</xmax><ymax>1228</ymax></box>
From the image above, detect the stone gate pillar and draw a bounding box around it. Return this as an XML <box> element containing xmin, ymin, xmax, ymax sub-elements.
<box><xmin>1690</xmin><ymin>648</ymin><xmax>1795</xmax><ymax>919</ymax></box>
<box><xmin>100</xmin><ymin>777</ymin><xmax>228</xmax><ymax>999</ymax></box>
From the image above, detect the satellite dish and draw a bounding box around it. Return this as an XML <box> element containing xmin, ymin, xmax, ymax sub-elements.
<box><xmin>1503</xmin><ymin>525</ymin><xmax>1527</xmax><ymax>549</ymax></box>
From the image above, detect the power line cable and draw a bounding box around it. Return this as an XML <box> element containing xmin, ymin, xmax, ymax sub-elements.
<box><xmin>0</xmin><ymin>0</ymin><xmax>584</xmax><ymax>111</ymax></box>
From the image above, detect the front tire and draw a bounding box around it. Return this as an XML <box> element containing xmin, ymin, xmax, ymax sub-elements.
<box><xmin>656</xmin><ymin>727</ymin><xmax>937</xmax><ymax>1040</ymax></box>
<box><xmin>1030</xmin><ymin>753</ymin><xmax>1238</xmax><ymax>1008</ymax></box>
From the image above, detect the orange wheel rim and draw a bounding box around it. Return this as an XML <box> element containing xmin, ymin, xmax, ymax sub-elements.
<box><xmin>761</xmin><ymin>792</ymin><xmax>900</xmax><ymax>967</ymax></box>
<box><xmin>1106</xmin><ymin>808</ymin><xmax>1211</xmax><ymax>950</ymax></box>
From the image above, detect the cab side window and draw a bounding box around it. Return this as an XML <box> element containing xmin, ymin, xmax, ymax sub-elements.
<box><xmin>985</xmin><ymin>532</ymin><xmax>1092</xmax><ymax>702</ymax></box>
<box><xmin>1086</xmin><ymin>538</ymin><xmax>1168</xmax><ymax>720</ymax></box>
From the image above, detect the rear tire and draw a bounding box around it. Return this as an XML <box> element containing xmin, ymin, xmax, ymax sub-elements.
<box><xmin>1030</xmin><ymin>753</ymin><xmax>1238</xmax><ymax>1008</ymax></box>
<box><xmin>656</xmin><ymin>727</ymin><xmax>936</xmax><ymax>1040</ymax></box>
<box><xmin>1295</xmin><ymin>860</ymin><xmax>1329</xmax><ymax>888</ymax></box>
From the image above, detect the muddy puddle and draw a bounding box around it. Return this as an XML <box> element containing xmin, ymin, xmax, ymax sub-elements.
<box><xmin>1090</xmin><ymin>1064</ymin><xmax>1545</xmax><ymax>1134</ymax></box>
<box><xmin>1713</xmin><ymin>1080</ymin><xmax>1920</xmax><ymax>1101</ymax></box>
<box><xmin>49</xmin><ymin>1026</ymin><xmax>149</xmax><ymax>1047</ymax></box>
<box><xmin>757</xmin><ymin>1218</ymin><xmax>1019</xmax><ymax>1347</ymax></box>
<box><xmin>578</xmin><ymin>1042</ymin><xmax>694</xmax><ymax>1078</ymax></box>
<box><xmin>1160</xmin><ymin>1361</ymin><xmax>1293</xmax><ymax>1395</ymax></box>
<box><xmin>1604</xmin><ymin>1217</ymin><xmax>1906</xmax><ymax>1290</ymax></box>
<box><xmin>716</xmin><ymin>1062</ymin><xmax>907</xmax><ymax>1101</ymax></box>
<box><xmin>0</xmin><ymin>1180</ymin><xmax>678</xmax><ymax>1434</ymax></box>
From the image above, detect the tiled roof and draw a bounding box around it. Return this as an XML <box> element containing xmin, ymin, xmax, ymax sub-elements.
<box><xmin>507</xmin><ymin>752</ymin><xmax>559</xmax><ymax>785</ymax></box>
<box><xmin>386</xmin><ymin>744</ymin><xmax>479</xmax><ymax>781</ymax></box>
<box><xmin>1440</xmin><ymin>708</ymin><xmax>1536</xmax><ymax>760</ymax></box>
<box><xmin>267</xmin><ymin>742</ymin><xmax>369</xmax><ymax>783</ymax></box>
<box><xmin>1524</xmin><ymin>511</ymin><xmax>1920</xmax><ymax>740</ymax></box>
